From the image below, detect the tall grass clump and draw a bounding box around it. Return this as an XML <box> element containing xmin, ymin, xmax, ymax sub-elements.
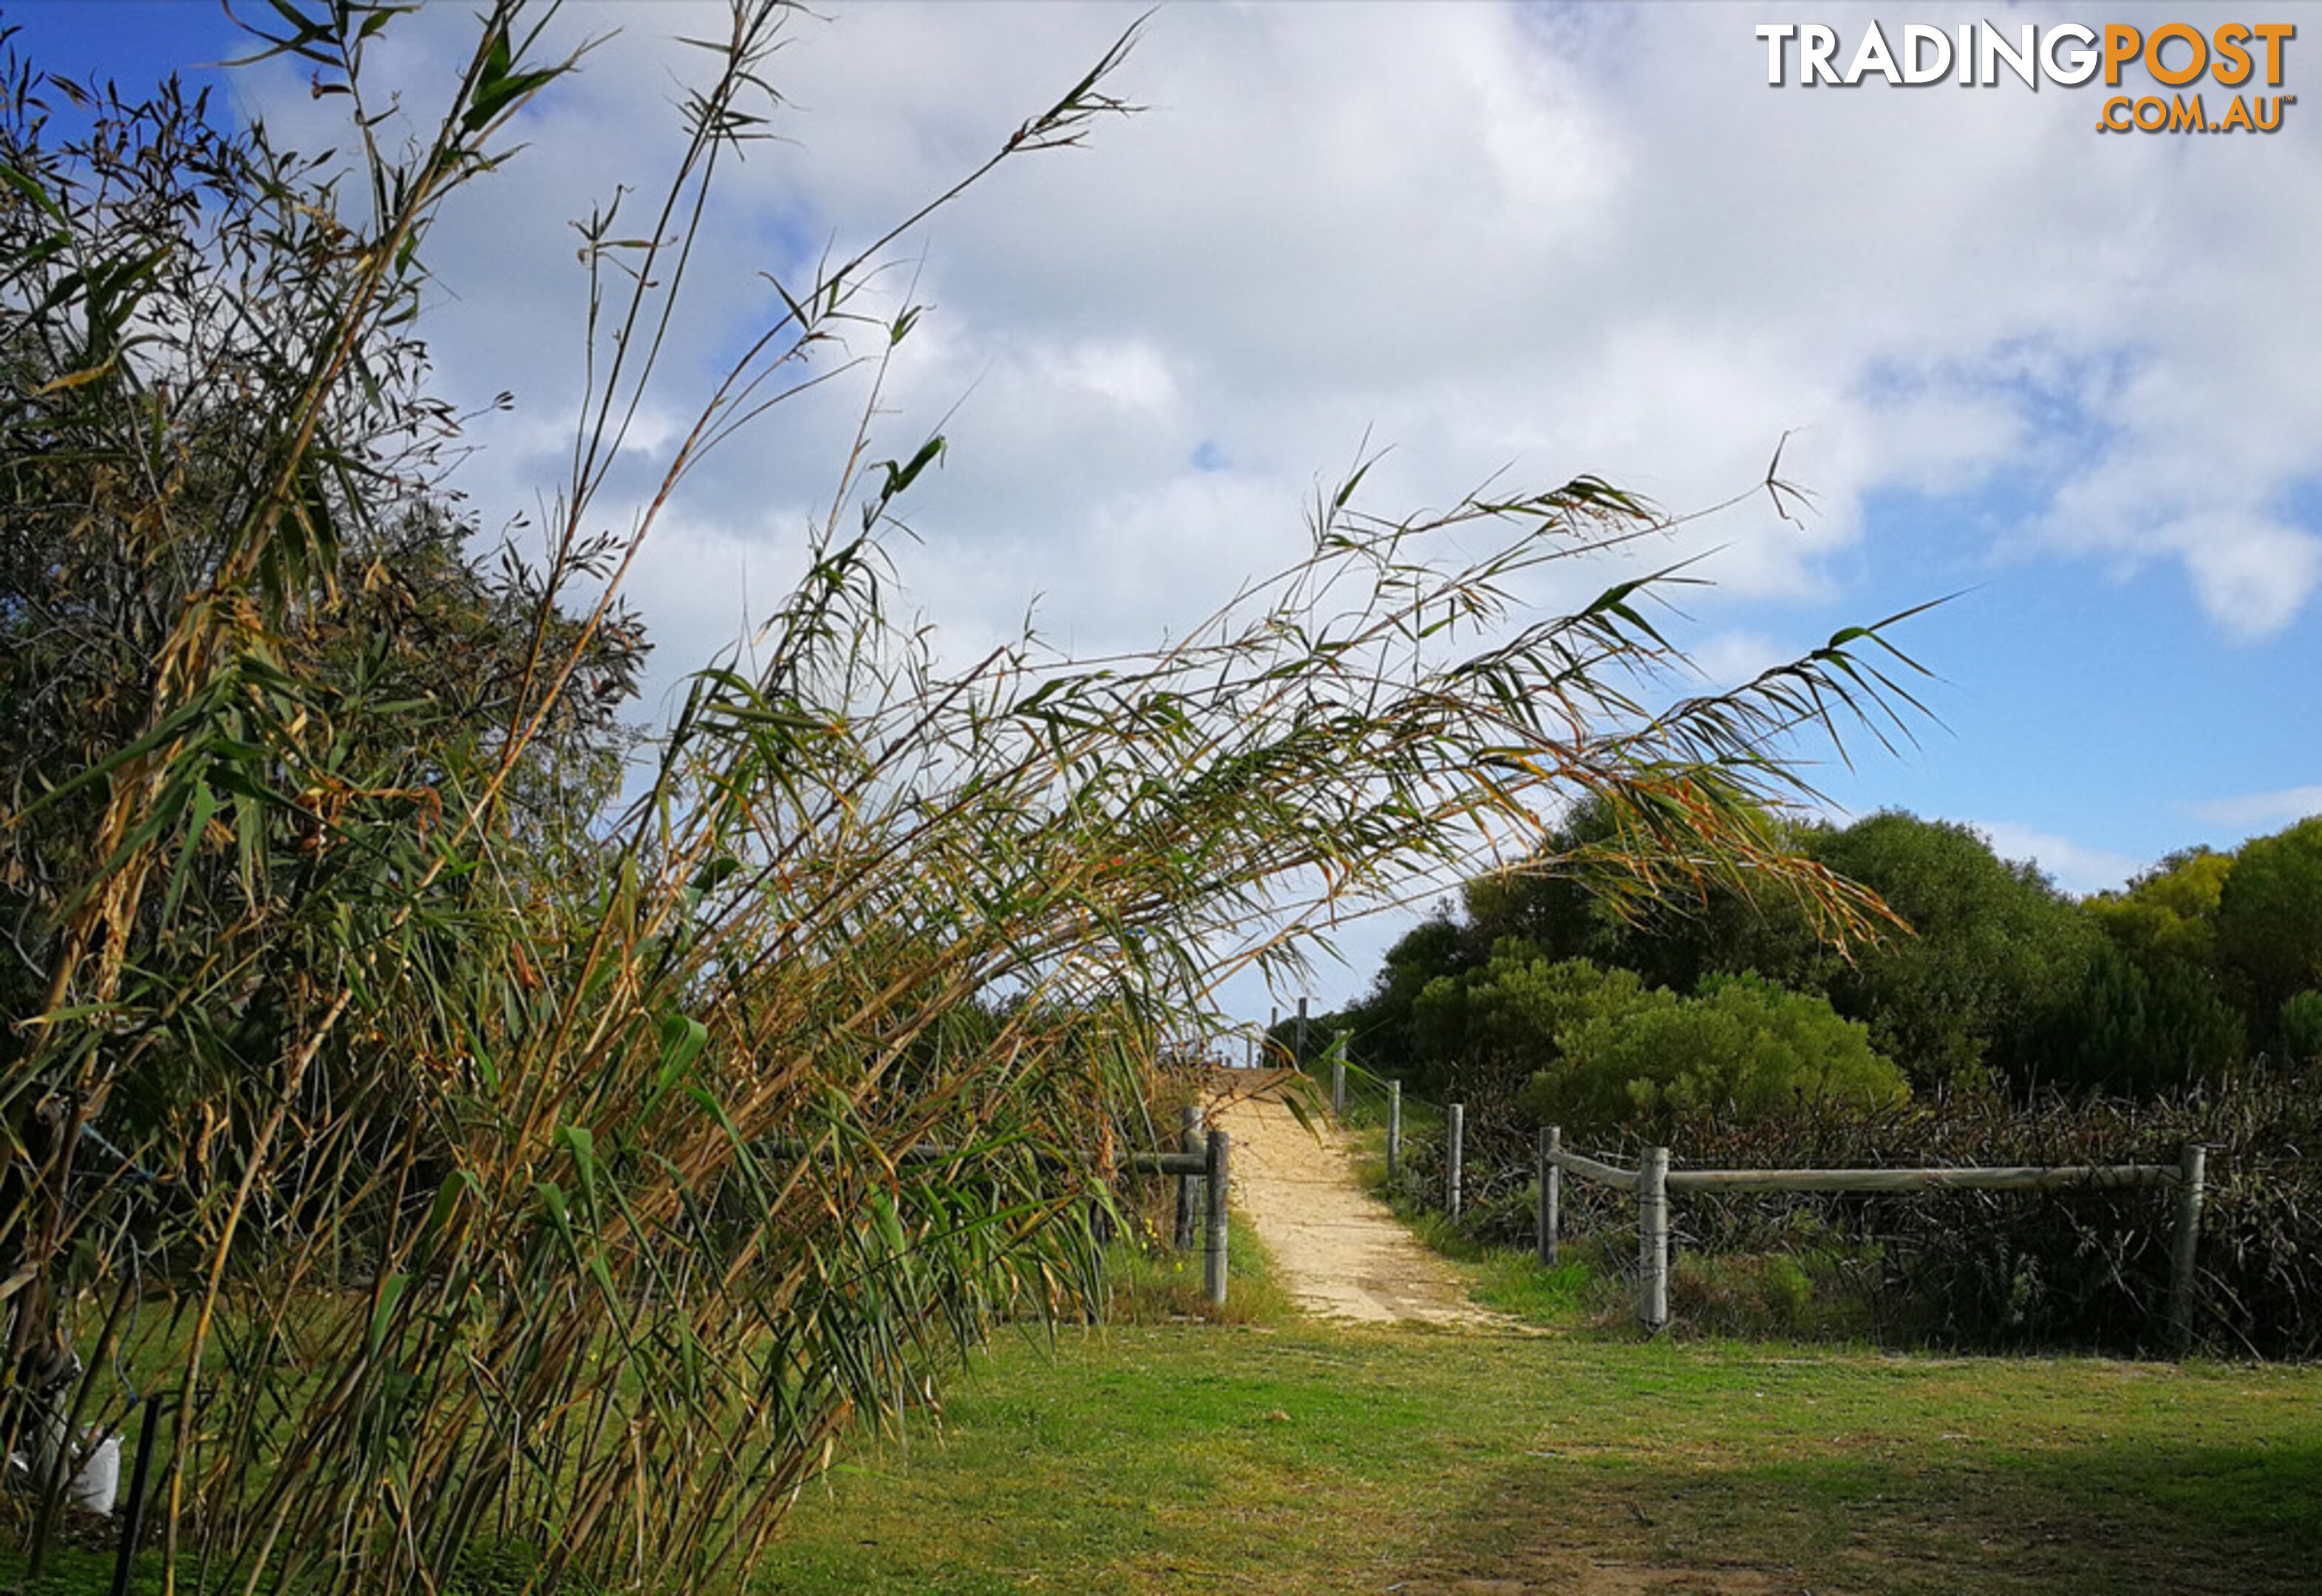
<box><xmin>2</xmin><ymin>4</ymin><xmax>1931</xmax><ymax>1591</ymax></box>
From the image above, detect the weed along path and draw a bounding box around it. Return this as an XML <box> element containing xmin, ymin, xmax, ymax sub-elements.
<box><xmin>1206</xmin><ymin>1082</ymin><xmax>1509</xmax><ymax>1329</ymax></box>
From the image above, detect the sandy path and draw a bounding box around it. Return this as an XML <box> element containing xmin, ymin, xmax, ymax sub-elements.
<box><xmin>1206</xmin><ymin>1083</ymin><xmax>1511</xmax><ymax>1329</ymax></box>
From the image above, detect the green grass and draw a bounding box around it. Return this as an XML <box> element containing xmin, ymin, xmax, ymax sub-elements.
<box><xmin>746</xmin><ymin>1135</ymin><xmax>2322</xmax><ymax>1594</ymax></box>
<box><xmin>1096</xmin><ymin>1229</ymin><xmax>1298</xmax><ymax>1329</ymax></box>
<box><xmin>760</xmin><ymin>1321</ymin><xmax>2322</xmax><ymax>1595</ymax></box>
<box><xmin>756</xmin><ymin>1186</ymin><xmax>2322</xmax><ymax>1595</ymax></box>
<box><xmin>1469</xmin><ymin>1249</ymin><xmax>1604</xmax><ymax>1320</ymax></box>
<box><xmin>14</xmin><ymin>1224</ymin><xmax>2322</xmax><ymax>1596</ymax></box>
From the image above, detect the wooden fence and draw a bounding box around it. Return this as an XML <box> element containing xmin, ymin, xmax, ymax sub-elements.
<box><xmin>1530</xmin><ymin>1126</ymin><xmax>2207</xmax><ymax>1346</ymax></box>
<box><xmin>1133</xmin><ymin>1119</ymin><xmax>1233</xmax><ymax>1307</ymax></box>
<box><xmin>1356</xmin><ymin>1085</ymin><xmax>2211</xmax><ymax>1350</ymax></box>
<box><xmin>771</xmin><ymin>1127</ymin><xmax>1234</xmax><ymax>1306</ymax></box>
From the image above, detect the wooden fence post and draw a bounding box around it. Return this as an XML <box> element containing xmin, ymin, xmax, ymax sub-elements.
<box><xmin>1330</xmin><ymin>1031</ymin><xmax>1346</xmax><ymax>1122</ymax></box>
<box><xmin>1638</xmin><ymin>1145</ymin><xmax>1669</xmax><ymax>1331</ymax></box>
<box><xmin>2170</xmin><ymin>1142</ymin><xmax>2207</xmax><ymax>1352</ymax></box>
<box><xmin>1175</xmin><ymin>1105</ymin><xmax>1204</xmax><ymax>1251</ymax></box>
<box><xmin>1538</xmin><ymin>1125</ymin><xmax>1561</xmax><ymax>1267</ymax></box>
<box><xmin>1204</xmin><ymin>1128</ymin><xmax>1231</xmax><ymax>1307</ymax></box>
<box><xmin>1447</xmin><ymin>1102</ymin><xmax>1465</xmax><ymax>1223</ymax></box>
<box><xmin>1386</xmin><ymin>1080</ymin><xmax>1402</xmax><ymax>1183</ymax></box>
<box><xmin>1296</xmin><ymin>997</ymin><xmax>1308</xmax><ymax>1066</ymax></box>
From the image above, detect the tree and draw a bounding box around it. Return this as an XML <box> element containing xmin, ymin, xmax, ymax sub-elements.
<box><xmin>2023</xmin><ymin>939</ymin><xmax>2244</xmax><ymax>1097</ymax></box>
<box><xmin>1460</xmin><ymin>792</ymin><xmax>1828</xmax><ymax>994</ymax></box>
<box><xmin>1801</xmin><ymin>812</ymin><xmax>2103</xmax><ymax>1088</ymax></box>
<box><xmin>2215</xmin><ymin>816</ymin><xmax>2322</xmax><ymax>1048</ymax></box>
<box><xmin>2088</xmin><ymin>846</ymin><xmax>2234</xmax><ymax>980</ymax></box>
<box><xmin>1331</xmin><ymin>909</ymin><xmax>1470</xmax><ymax>1078</ymax></box>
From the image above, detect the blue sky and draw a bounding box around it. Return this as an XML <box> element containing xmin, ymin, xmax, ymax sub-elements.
<box><xmin>9</xmin><ymin>1</ymin><xmax>2318</xmax><ymax>1018</ymax></box>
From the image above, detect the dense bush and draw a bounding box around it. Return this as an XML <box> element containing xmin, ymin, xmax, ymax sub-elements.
<box><xmin>1412</xmin><ymin>949</ymin><xmax>1652</xmax><ymax>1079</ymax></box>
<box><xmin>2021</xmin><ymin>939</ymin><xmax>2245</xmax><ymax>1097</ymax></box>
<box><xmin>1672</xmin><ymin>1078</ymin><xmax>2322</xmax><ymax>1356</ymax></box>
<box><xmin>2216</xmin><ymin>816</ymin><xmax>2322</xmax><ymax>1034</ymax></box>
<box><xmin>2280</xmin><ymin>991</ymin><xmax>2322</xmax><ymax>1064</ymax></box>
<box><xmin>1403</xmin><ymin>948</ymin><xmax>1909</xmax><ymax>1147</ymax></box>
<box><xmin>1525</xmin><ymin>972</ymin><xmax>1908</xmax><ymax>1139</ymax></box>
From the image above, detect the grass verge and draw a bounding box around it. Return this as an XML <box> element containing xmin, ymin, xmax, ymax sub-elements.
<box><xmin>1098</xmin><ymin>1215</ymin><xmax>1298</xmax><ymax>1329</ymax></box>
<box><xmin>760</xmin><ymin>1320</ymin><xmax>2322</xmax><ymax>1595</ymax></box>
<box><xmin>14</xmin><ymin>1203</ymin><xmax>2320</xmax><ymax>1595</ymax></box>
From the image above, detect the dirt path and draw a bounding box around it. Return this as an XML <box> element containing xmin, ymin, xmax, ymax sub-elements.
<box><xmin>1205</xmin><ymin>1082</ymin><xmax>1511</xmax><ymax>1329</ymax></box>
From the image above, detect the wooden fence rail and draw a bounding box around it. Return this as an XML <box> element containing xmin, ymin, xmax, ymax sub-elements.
<box><xmin>1662</xmin><ymin>1163</ymin><xmax>2178</xmax><ymax>1193</ymax></box>
<box><xmin>763</xmin><ymin>1130</ymin><xmax>1233</xmax><ymax>1306</ymax></box>
<box><xmin>1536</xmin><ymin>1130</ymin><xmax>2207</xmax><ymax>1349</ymax></box>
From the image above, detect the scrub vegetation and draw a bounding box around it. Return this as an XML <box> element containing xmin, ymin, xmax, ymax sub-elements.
<box><xmin>1305</xmin><ymin>799</ymin><xmax>2322</xmax><ymax>1356</ymax></box>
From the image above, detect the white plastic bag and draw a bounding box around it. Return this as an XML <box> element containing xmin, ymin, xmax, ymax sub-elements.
<box><xmin>69</xmin><ymin>1431</ymin><xmax>120</xmax><ymax>1516</ymax></box>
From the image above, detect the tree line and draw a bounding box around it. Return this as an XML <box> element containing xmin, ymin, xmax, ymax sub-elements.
<box><xmin>1291</xmin><ymin>805</ymin><xmax>2322</xmax><ymax>1354</ymax></box>
<box><xmin>1301</xmin><ymin>803</ymin><xmax>2322</xmax><ymax>1138</ymax></box>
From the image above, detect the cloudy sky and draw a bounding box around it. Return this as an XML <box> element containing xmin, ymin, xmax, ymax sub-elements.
<box><xmin>13</xmin><ymin>1</ymin><xmax>2319</xmax><ymax>1015</ymax></box>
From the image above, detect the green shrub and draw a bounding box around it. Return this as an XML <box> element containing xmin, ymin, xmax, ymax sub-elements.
<box><xmin>1522</xmin><ymin>972</ymin><xmax>1908</xmax><ymax>1139</ymax></box>
<box><xmin>1666</xmin><ymin>1248</ymin><xmax>1864</xmax><ymax>1340</ymax></box>
<box><xmin>2278</xmin><ymin>990</ymin><xmax>2322</xmax><ymax>1064</ymax></box>
<box><xmin>2023</xmin><ymin>939</ymin><xmax>2244</xmax><ymax>1097</ymax></box>
<box><xmin>1411</xmin><ymin>948</ymin><xmax>1659</xmax><ymax>1091</ymax></box>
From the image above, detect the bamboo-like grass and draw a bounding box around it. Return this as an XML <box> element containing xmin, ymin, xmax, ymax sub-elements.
<box><xmin>3</xmin><ymin>4</ymin><xmax>1933</xmax><ymax>1592</ymax></box>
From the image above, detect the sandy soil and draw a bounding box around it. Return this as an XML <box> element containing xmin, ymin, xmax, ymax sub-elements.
<box><xmin>1205</xmin><ymin>1082</ymin><xmax>1512</xmax><ymax>1329</ymax></box>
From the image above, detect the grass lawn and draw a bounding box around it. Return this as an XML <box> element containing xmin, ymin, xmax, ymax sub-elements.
<box><xmin>16</xmin><ymin>1322</ymin><xmax>2316</xmax><ymax>1596</ymax></box>
<box><xmin>760</xmin><ymin>1306</ymin><xmax>2322</xmax><ymax>1595</ymax></box>
<box><xmin>13</xmin><ymin>1231</ymin><xmax>2319</xmax><ymax>1595</ymax></box>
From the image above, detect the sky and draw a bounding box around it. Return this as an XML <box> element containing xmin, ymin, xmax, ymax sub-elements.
<box><xmin>7</xmin><ymin>1</ymin><xmax>2318</xmax><ymax>1020</ymax></box>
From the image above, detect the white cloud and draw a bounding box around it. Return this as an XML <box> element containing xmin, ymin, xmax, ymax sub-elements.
<box><xmin>1967</xmin><ymin>821</ymin><xmax>2142</xmax><ymax>897</ymax></box>
<box><xmin>225</xmin><ymin>0</ymin><xmax>2322</xmax><ymax>697</ymax></box>
<box><xmin>2185</xmin><ymin>787</ymin><xmax>2322</xmax><ymax>832</ymax></box>
<box><xmin>2179</xmin><ymin>515</ymin><xmax>2322</xmax><ymax>642</ymax></box>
